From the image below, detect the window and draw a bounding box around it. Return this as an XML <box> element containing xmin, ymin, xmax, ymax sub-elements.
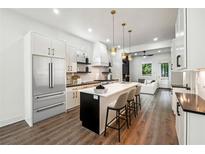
<box><xmin>161</xmin><ymin>63</ymin><xmax>169</xmax><ymax>77</ymax></box>
<box><xmin>142</xmin><ymin>63</ymin><xmax>152</xmax><ymax>76</ymax></box>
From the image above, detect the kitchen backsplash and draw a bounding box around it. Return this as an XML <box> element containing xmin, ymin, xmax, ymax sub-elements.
<box><xmin>66</xmin><ymin>67</ymin><xmax>110</xmax><ymax>84</ymax></box>
<box><xmin>184</xmin><ymin>71</ymin><xmax>205</xmax><ymax>100</ymax></box>
<box><xmin>195</xmin><ymin>71</ymin><xmax>205</xmax><ymax>100</ymax></box>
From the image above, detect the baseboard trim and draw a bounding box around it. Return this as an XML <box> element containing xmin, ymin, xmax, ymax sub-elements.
<box><xmin>0</xmin><ymin>115</ymin><xmax>24</xmax><ymax>128</ymax></box>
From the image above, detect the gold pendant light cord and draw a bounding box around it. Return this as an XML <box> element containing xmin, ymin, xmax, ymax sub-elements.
<box><xmin>113</xmin><ymin>13</ymin><xmax>115</xmax><ymax>47</ymax></box>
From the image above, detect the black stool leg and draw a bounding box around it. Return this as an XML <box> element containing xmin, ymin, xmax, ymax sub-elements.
<box><xmin>128</xmin><ymin>102</ymin><xmax>131</xmax><ymax>126</ymax></box>
<box><xmin>135</xmin><ymin>95</ymin><xmax>139</xmax><ymax>115</ymax></box>
<box><xmin>116</xmin><ymin>110</ymin><xmax>120</xmax><ymax>142</ymax></box>
<box><xmin>133</xmin><ymin>101</ymin><xmax>136</xmax><ymax>117</ymax></box>
<box><xmin>125</xmin><ymin>106</ymin><xmax>129</xmax><ymax>129</ymax></box>
<box><xmin>138</xmin><ymin>95</ymin><xmax>141</xmax><ymax>110</ymax></box>
<box><xmin>104</xmin><ymin>108</ymin><xmax>109</xmax><ymax>137</ymax></box>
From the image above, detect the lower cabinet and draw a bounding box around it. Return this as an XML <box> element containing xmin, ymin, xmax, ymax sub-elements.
<box><xmin>186</xmin><ymin>113</ymin><xmax>205</xmax><ymax>144</ymax></box>
<box><xmin>176</xmin><ymin>102</ymin><xmax>186</xmax><ymax>145</ymax></box>
<box><xmin>66</xmin><ymin>87</ymin><xmax>80</xmax><ymax>110</ymax></box>
<box><xmin>175</xmin><ymin>99</ymin><xmax>205</xmax><ymax>145</ymax></box>
<box><xmin>66</xmin><ymin>84</ymin><xmax>99</xmax><ymax>110</ymax></box>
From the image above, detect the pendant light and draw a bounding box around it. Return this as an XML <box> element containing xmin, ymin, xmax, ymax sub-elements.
<box><xmin>128</xmin><ymin>30</ymin><xmax>132</xmax><ymax>61</ymax></box>
<box><xmin>111</xmin><ymin>10</ymin><xmax>117</xmax><ymax>55</ymax></box>
<box><xmin>121</xmin><ymin>23</ymin><xmax>127</xmax><ymax>59</ymax></box>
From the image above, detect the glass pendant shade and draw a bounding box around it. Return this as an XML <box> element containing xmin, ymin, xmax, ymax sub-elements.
<box><xmin>111</xmin><ymin>47</ymin><xmax>117</xmax><ymax>55</ymax></box>
<box><xmin>121</xmin><ymin>52</ymin><xmax>127</xmax><ymax>59</ymax></box>
<box><xmin>128</xmin><ymin>54</ymin><xmax>132</xmax><ymax>61</ymax></box>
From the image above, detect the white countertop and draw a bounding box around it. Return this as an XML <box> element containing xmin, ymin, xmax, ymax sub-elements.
<box><xmin>79</xmin><ymin>82</ymin><xmax>138</xmax><ymax>97</ymax></box>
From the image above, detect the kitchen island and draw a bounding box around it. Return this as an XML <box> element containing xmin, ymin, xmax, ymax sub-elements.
<box><xmin>79</xmin><ymin>82</ymin><xmax>138</xmax><ymax>134</ymax></box>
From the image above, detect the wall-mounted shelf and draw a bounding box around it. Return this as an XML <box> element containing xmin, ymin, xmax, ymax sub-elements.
<box><xmin>102</xmin><ymin>72</ymin><xmax>112</xmax><ymax>74</ymax></box>
<box><xmin>77</xmin><ymin>71</ymin><xmax>91</xmax><ymax>73</ymax></box>
<box><xmin>77</xmin><ymin>62</ymin><xmax>91</xmax><ymax>65</ymax></box>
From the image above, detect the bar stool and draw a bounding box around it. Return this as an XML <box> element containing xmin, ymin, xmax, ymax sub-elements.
<box><xmin>135</xmin><ymin>86</ymin><xmax>142</xmax><ymax>110</ymax></box>
<box><xmin>127</xmin><ymin>89</ymin><xmax>137</xmax><ymax>125</ymax></box>
<box><xmin>104</xmin><ymin>92</ymin><xmax>129</xmax><ymax>142</ymax></box>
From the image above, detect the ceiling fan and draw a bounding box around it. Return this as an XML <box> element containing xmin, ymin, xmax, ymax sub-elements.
<box><xmin>134</xmin><ymin>51</ymin><xmax>154</xmax><ymax>57</ymax></box>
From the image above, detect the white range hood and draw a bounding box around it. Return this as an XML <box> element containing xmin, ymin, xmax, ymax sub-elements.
<box><xmin>92</xmin><ymin>42</ymin><xmax>109</xmax><ymax>66</ymax></box>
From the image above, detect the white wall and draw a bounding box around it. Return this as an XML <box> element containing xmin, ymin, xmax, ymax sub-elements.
<box><xmin>128</xmin><ymin>40</ymin><xmax>172</xmax><ymax>53</ymax></box>
<box><xmin>0</xmin><ymin>9</ymin><xmax>94</xmax><ymax>127</ymax></box>
<box><xmin>130</xmin><ymin>52</ymin><xmax>171</xmax><ymax>84</ymax></box>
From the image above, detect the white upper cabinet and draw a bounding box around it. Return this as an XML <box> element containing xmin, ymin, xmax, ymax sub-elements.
<box><xmin>172</xmin><ymin>9</ymin><xmax>205</xmax><ymax>71</ymax></box>
<box><xmin>171</xmin><ymin>39</ymin><xmax>176</xmax><ymax>71</ymax></box>
<box><xmin>32</xmin><ymin>33</ymin><xmax>51</xmax><ymax>56</ymax></box>
<box><xmin>51</xmin><ymin>39</ymin><xmax>66</xmax><ymax>58</ymax></box>
<box><xmin>187</xmin><ymin>9</ymin><xmax>205</xmax><ymax>69</ymax></box>
<box><xmin>31</xmin><ymin>32</ymin><xmax>65</xmax><ymax>58</ymax></box>
<box><xmin>173</xmin><ymin>8</ymin><xmax>187</xmax><ymax>71</ymax></box>
<box><xmin>66</xmin><ymin>45</ymin><xmax>77</xmax><ymax>72</ymax></box>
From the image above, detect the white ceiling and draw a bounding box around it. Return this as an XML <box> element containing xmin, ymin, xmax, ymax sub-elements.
<box><xmin>13</xmin><ymin>8</ymin><xmax>177</xmax><ymax>47</ymax></box>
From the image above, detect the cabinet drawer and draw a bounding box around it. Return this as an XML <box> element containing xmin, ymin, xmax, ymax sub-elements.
<box><xmin>33</xmin><ymin>92</ymin><xmax>65</xmax><ymax>109</ymax></box>
<box><xmin>33</xmin><ymin>102</ymin><xmax>66</xmax><ymax>123</ymax></box>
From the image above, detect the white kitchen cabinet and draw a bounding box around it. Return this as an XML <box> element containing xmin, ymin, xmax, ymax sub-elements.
<box><xmin>187</xmin><ymin>113</ymin><xmax>205</xmax><ymax>144</ymax></box>
<box><xmin>176</xmin><ymin>103</ymin><xmax>186</xmax><ymax>145</ymax></box>
<box><xmin>173</xmin><ymin>8</ymin><xmax>187</xmax><ymax>71</ymax></box>
<box><xmin>187</xmin><ymin>9</ymin><xmax>205</xmax><ymax>69</ymax></box>
<box><xmin>171</xmin><ymin>91</ymin><xmax>177</xmax><ymax>115</ymax></box>
<box><xmin>174</xmin><ymin>90</ymin><xmax>205</xmax><ymax>145</ymax></box>
<box><xmin>172</xmin><ymin>9</ymin><xmax>205</xmax><ymax>71</ymax></box>
<box><xmin>66</xmin><ymin>87</ymin><xmax>78</xmax><ymax>110</ymax></box>
<box><xmin>66</xmin><ymin>45</ymin><xmax>77</xmax><ymax>72</ymax></box>
<box><xmin>171</xmin><ymin>39</ymin><xmax>176</xmax><ymax>71</ymax></box>
<box><xmin>66</xmin><ymin>84</ymin><xmax>99</xmax><ymax>110</ymax></box>
<box><xmin>31</xmin><ymin>32</ymin><xmax>65</xmax><ymax>58</ymax></box>
<box><xmin>32</xmin><ymin>32</ymin><xmax>51</xmax><ymax>56</ymax></box>
<box><xmin>51</xmin><ymin>39</ymin><xmax>66</xmax><ymax>58</ymax></box>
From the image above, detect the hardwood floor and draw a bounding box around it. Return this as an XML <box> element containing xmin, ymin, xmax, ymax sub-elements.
<box><xmin>0</xmin><ymin>89</ymin><xmax>178</xmax><ymax>145</ymax></box>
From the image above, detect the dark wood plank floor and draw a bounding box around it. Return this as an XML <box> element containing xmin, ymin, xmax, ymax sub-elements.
<box><xmin>0</xmin><ymin>89</ymin><xmax>178</xmax><ymax>145</ymax></box>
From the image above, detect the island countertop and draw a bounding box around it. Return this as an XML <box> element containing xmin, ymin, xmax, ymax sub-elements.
<box><xmin>79</xmin><ymin>82</ymin><xmax>138</xmax><ymax>97</ymax></box>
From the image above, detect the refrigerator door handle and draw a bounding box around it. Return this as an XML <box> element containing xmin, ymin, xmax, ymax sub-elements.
<box><xmin>51</xmin><ymin>62</ymin><xmax>55</xmax><ymax>88</ymax></box>
<box><xmin>35</xmin><ymin>91</ymin><xmax>65</xmax><ymax>100</ymax></box>
<box><xmin>36</xmin><ymin>102</ymin><xmax>64</xmax><ymax>112</ymax></box>
<box><xmin>48</xmin><ymin>63</ymin><xmax>52</xmax><ymax>88</ymax></box>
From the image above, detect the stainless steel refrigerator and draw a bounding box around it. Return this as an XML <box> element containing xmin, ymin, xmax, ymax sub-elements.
<box><xmin>32</xmin><ymin>55</ymin><xmax>66</xmax><ymax>123</ymax></box>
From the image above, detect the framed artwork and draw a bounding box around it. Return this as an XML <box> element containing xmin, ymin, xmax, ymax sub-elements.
<box><xmin>142</xmin><ymin>63</ymin><xmax>152</xmax><ymax>76</ymax></box>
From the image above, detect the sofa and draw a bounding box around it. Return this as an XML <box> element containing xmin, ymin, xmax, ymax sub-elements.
<box><xmin>137</xmin><ymin>79</ymin><xmax>158</xmax><ymax>95</ymax></box>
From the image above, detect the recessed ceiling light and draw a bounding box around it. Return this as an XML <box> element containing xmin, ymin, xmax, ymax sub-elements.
<box><xmin>117</xmin><ymin>45</ymin><xmax>121</xmax><ymax>49</ymax></box>
<box><xmin>143</xmin><ymin>55</ymin><xmax>146</xmax><ymax>58</ymax></box>
<box><xmin>158</xmin><ymin>50</ymin><xmax>161</xmax><ymax>53</ymax></box>
<box><xmin>106</xmin><ymin>38</ymin><xmax>110</xmax><ymax>43</ymax></box>
<box><xmin>88</xmin><ymin>28</ymin><xmax>92</xmax><ymax>32</ymax></box>
<box><xmin>53</xmin><ymin>8</ymin><xmax>59</xmax><ymax>15</ymax></box>
<box><xmin>134</xmin><ymin>53</ymin><xmax>138</xmax><ymax>56</ymax></box>
<box><xmin>153</xmin><ymin>37</ymin><xmax>158</xmax><ymax>41</ymax></box>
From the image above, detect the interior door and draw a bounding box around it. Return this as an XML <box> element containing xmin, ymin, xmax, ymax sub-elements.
<box><xmin>50</xmin><ymin>58</ymin><xmax>65</xmax><ymax>93</ymax></box>
<box><xmin>51</xmin><ymin>39</ymin><xmax>66</xmax><ymax>58</ymax></box>
<box><xmin>32</xmin><ymin>33</ymin><xmax>51</xmax><ymax>56</ymax></box>
<box><xmin>32</xmin><ymin>55</ymin><xmax>52</xmax><ymax>96</ymax></box>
